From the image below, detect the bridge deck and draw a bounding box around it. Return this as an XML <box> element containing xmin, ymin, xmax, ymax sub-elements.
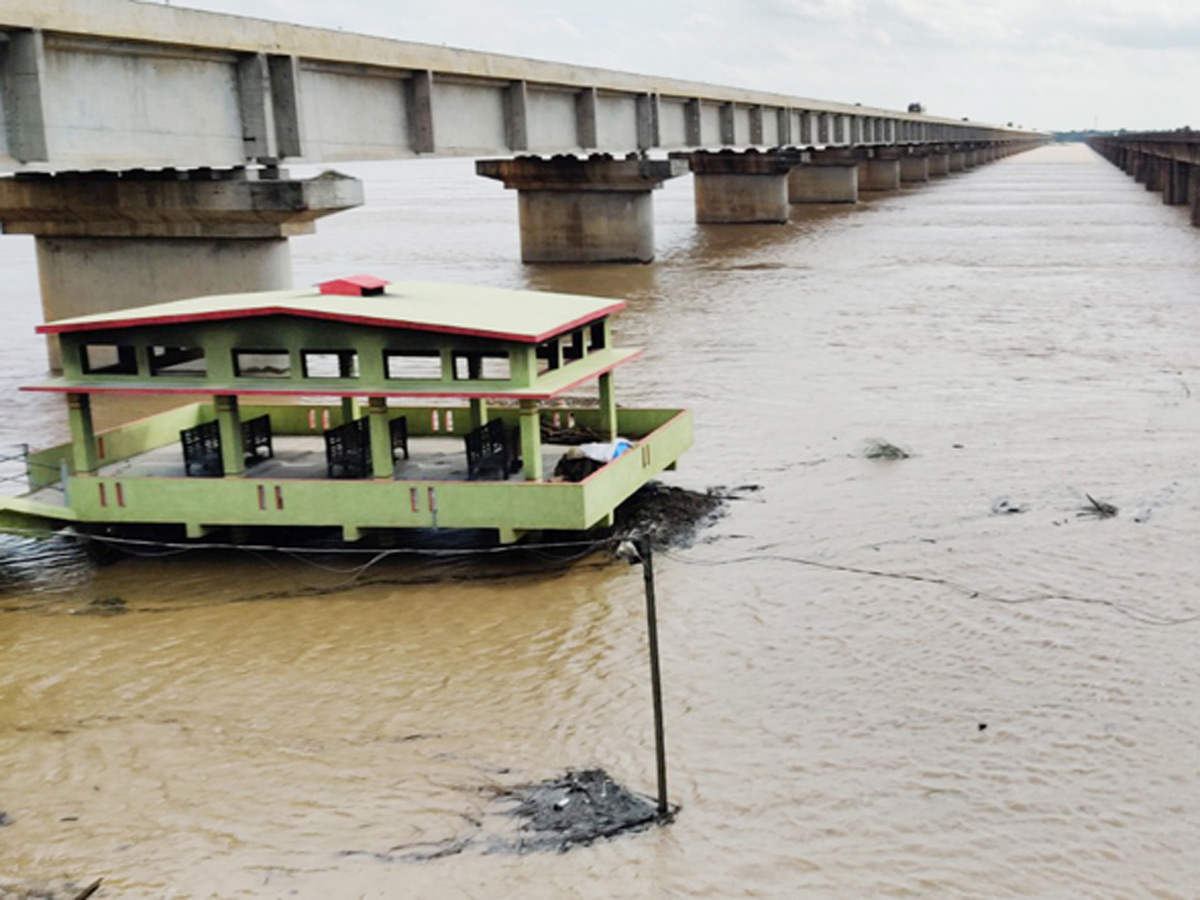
<box><xmin>0</xmin><ymin>0</ymin><xmax>1039</xmax><ymax>172</ymax></box>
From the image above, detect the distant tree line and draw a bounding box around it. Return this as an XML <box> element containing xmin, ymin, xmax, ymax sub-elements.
<box><xmin>1053</xmin><ymin>130</ymin><xmax>1115</xmax><ymax>143</ymax></box>
<box><xmin>1055</xmin><ymin>127</ymin><xmax>1195</xmax><ymax>142</ymax></box>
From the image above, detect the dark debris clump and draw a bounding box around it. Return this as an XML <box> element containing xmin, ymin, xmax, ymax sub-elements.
<box><xmin>502</xmin><ymin>768</ymin><xmax>662</xmax><ymax>852</ymax></box>
<box><xmin>0</xmin><ymin>879</ymin><xmax>102</xmax><ymax>900</ymax></box>
<box><xmin>613</xmin><ymin>482</ymin><xmax>759</xmax><ymax>548</ymax></box>
<box><xmin>1080</xmin><ymin>493</ymin><xmax>1118</xmax><ymax>519</ymax></box>
<box><xmin>862</xmin><ymin>439</ymin><xmax>911</xmax><ymax>460</ymax></box>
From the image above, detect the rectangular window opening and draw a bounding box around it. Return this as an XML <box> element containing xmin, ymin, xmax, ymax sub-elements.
<box><xmin>385</xmin><ymin>350</ymin><xmax>441</xmax><ymax>381</ymax></box>
<box><xmin>589</xmin><ymin>321</ymin><xmax>607</xmax><ymax>352</ymax></box>
<box><xmin>81</xmin><ymin>343</ymin><xmax>138</xmax><ymax>376</ymax></box>
<box><xmin>563</xmin><ymin>329</ymin><xmax>586</xmax><ymax>363</ymax></box>
<box><xmin>535</xmin><ymin>338</ymin><xmax>560</xmax><ymax>375</ymax></box>
<box><xmin>150</xmin><ymin>345</ymin><xmax>207</xmax><ymax>378</ymax></box>
<box><xmin>302</xmin><ymin>350</ymin><xmax>359</xmax><ymax>379</ymax></box>
<box><xmin>453</xmin><ymin>351</ymin><xmax>511</xmax><ymax>381</ymax></box>
<box><xmin>233</xmin><ymin>349</ymin><xmax>291</xmax><ymax>379</ymax></box>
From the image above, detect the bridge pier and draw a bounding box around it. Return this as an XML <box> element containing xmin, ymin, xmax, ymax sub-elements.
<box><xmin>788</xmin><ymin>151</ymin><xmax>860</xmax><ymax>204</ymax></box>
<box><xmin>687</xmin><ymin>151</ymin><xmax>795</xmax><ymax>224</ymax></box>
<box><xmin>476</xmin><ymin>156</ymin><xmax>689</xmax><ymax>263</ymax></box>
<box><xmin>859</xmin><ymin>153</ymin><xmax>901</xmax><ymax>192</ymax></box>
<box><xmin>928</xmin><ymin>153</ymin><xmax>951</xmax><ymax>176</ymax></box>
<box><xmin>1164</xmin><ymin>160</ymin><xmax>1192</xmax><ymax>206</ymax></box>
<box><xmin>900</xmin><ymin>154</ymin><xmax>930</xmax><ymax>184</ymax></box>
<box><xmin>948</xmin><ymin>151</ymin><xmax>967</xmax><ymax>172</ymax></box>
<box><xmin>1144</xmin><ymin>157</ymin><xmax>1164</xmax><ymax>193</ymax></box>
<box><xmin>0</xmin><ymin>170</ymin><xmax>363</xmax><ymax>368</ymax></box>
<box><xmin>1122</xmin><ymin>151</ymin><xmax>1138</xmax><ymax>178</ymax></box>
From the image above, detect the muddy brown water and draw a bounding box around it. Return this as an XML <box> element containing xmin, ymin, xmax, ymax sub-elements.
<box><xmin>3</xmin><ymin>143</ymin><xmax>1200</xmax><ymax>897</ymax></box>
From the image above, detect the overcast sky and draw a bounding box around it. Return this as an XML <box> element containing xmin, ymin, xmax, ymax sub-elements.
<box><xmin>173</xmin><ymin>0</ymin><xmax>1198</xmax><ymax>132</ymax></box>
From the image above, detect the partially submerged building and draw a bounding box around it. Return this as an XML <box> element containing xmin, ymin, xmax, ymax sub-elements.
<box><xmin>0</xmin><ymin>277</ymin><xmax>692</xmax><ymax>546</ymax></box>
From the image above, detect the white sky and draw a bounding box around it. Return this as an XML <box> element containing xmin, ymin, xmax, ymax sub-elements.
<box><xmin>172</xmin><ymin>0</ymin><xmax>1199</xmax><ymax>132</ymax></box>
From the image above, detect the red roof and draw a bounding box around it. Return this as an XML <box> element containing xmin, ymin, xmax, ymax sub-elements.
<box><xmin>318</xmin><ymin>275</ymin><xmax>391</xmax><ymax>296</ymax></box>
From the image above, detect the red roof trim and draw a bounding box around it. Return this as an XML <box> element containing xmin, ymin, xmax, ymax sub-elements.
<box><xmin>36</xmin><ymin>302</ymin><xmax>625</xmax><ymax>343</ymax></box>
<box><xmin>20</xmin><ymin>350</ymin><xmax>644</xmax><ymax>402</ymax></box>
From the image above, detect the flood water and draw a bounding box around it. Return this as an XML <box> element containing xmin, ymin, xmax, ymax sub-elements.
<box><xmin>3</xmin><ymin>142</ymin><xmax>1200</xmax><ymax>897</ymax></box>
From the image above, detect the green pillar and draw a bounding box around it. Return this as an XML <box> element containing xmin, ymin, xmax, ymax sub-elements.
<box><xmin>338</xmin><ymin>353</ymin><xmax>361</xmax><ymax>424</ymax></box>
<box><xmin>66</xmin><ymin>393</ymin><xmax>99</xmax><ymax>473</ymax></box>
<box><xmin>215</xmin><ymin>394</ymin><xmax>245</xmax><ymax>476</ymax></box>
<box><xmin>598</xmin><ymin>371</ymin><xmax>618</xmax><ymax>440</ymax></box>
<box><xmin>367</xmin><ymin>397</ymin><xmax>394</xmax><ymax>479</ymax></box>
<box><xmin>470</xmin><ymin>397</ymin><xmax>489</xmax><ymax>429</ymax></box>
<box><xmin>519</xmin><ymin>399</ymin><xmax>543</xmax><ymax>481</ymax></box>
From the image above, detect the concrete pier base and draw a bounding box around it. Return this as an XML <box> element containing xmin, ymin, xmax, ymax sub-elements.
<box><xmin>35</xmin><ymin>235</ymin><xmax>292</xmax><ymax>325</ymax></box>
<box><xmin>949</xmin><ymin>152</ymin><xmax>967</xmax><ymax>172</ymax></box>
<box><xmin>859</xmin><ymin>157</ymin><xmax>901</xmax><ymax>192</ymax></box>
<box><xmin>477</xmin><ymin>156</ymin><xmax>688</xmax><ymax>263</ymax></box>
<box><xmin>694</xmin><ymin>174</ymin><xmax>788</xmax><ymax>223</ymax></box>
<box><xmin>900</xmin><ymin>156</ymin><xmax>930</xmax><ymax>184</ymax></box>
<box><xmin>963</xmin><ymin>150</ymin><xmax>979</xmax><ymax>169</ymax></box>
<box><xmin>688</xmin><ymin>151</ymin><xmax>795</xmax><ymax>223</ymax></box>
<box><xmin>928</xmin><ymin>154</ymin><xmax>951</xmax><ymax>176</ymax></box>
<box><xmin>788</xmin><ymin>155</ymin><xmax>859</xmax><ymax>204</ymax></box>
<box><xmin>1144</xmin><ymin>157</ymin><xmax>1163</xmax><ymax>192</ymax></box>
<box><xmin>1165</xmin><ymin>161</ymin><xmax>1192</xmax><ymax>205</ymax></box>
<box><xmin>0</xmin><ymin>170</ymin><xmax>363</xmax><ymax>368</ymax></box>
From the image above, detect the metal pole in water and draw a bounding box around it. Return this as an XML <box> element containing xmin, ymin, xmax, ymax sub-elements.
<box><xmin>637</xmin><ymin>533</ymin><xmax>669</xmax><ymax>817</ymax></box>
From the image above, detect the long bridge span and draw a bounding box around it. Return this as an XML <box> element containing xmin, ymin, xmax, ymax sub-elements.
<box><xmin>1090</xmin><ymin>133</ymin><xmax>1200</xmax><ymax>224</ymax></box>
<box><xmin>1</xmin><ymin>0</ymin><xmax>1046</xmax><ymax>348</ymax></box>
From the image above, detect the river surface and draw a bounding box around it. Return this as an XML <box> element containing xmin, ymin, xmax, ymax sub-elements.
<box><xmin>2</xmin><ymin>143</ymin><xmax>1200</xmax><ymax>898</ymax></box>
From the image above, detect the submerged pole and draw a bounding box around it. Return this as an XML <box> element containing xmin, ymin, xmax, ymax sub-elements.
<box><xmin>637</xmin><ymin>534</ymin><xmax>669</xmax><ymax>816</ymax></box>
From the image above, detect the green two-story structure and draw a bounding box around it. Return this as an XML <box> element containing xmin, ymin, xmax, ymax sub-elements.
<box><xmin>0</xmin><ymin>277</ymin><xmax>692</xmax><ymax>545</ymax></box>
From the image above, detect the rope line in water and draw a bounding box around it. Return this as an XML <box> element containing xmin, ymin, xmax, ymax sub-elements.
<box><xmin>1</xmin><ymin>527</ymin><xmax>1194</xmax><ymax>626</ymax></box>
<box><xmin>658</xmin><ymin>549</ymin><xmax>1200</xmax><ymax>628</ymax></box>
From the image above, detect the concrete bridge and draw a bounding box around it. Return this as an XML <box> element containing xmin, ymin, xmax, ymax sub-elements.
<box><xmin>1090</xmin><ymin>133</ymin><xmax>1200</xmax><ymax>224</ymax></box>
<box><xmin>1</xmin><ymin>0</ymin><xmax>1045</xmax><ymax>348</ymax></box>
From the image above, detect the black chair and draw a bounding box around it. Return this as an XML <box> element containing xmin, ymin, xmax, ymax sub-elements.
<box><xmin>389</xmin><ymin>415</ymin><xmax>409</xmax><ymax>462</ymax></box>
<box><xmin>181</xmin><ymin>420</ymin><xmax>223</xmax><ymax>477</ymax></box>
<box><xmin>241</xmin><ymin>415</ymin><xmax>274</xmax><ymax>467</ymax></box>
<box><xmin>465</xmin><ymin>419</ymin><xmax>521</xmax><ymax>480</ymax></box>
<box><xmin>325</xmin><ymin>417</ymin><xmax>372</xmax><ymax>479</ymax></box>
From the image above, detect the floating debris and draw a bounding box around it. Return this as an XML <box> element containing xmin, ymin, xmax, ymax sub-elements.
<box><xmin>341</xmin><ymin>767</ymin><xmax>669</xmax><ymax>863</ymax></box>
<box><xmin>0</xmin><ymin>878</ymin><xmax>101</xmax><ymax>900</ymax></box>
<box><xmin>499</xmin><ymin>768</ymin><xmax>664</xmax><ymax>853</ymax></box>
<box><xmin>991</xmin><ymin>498</ymin><xmax>1027</xmax><ymax>515</ymax></box>
<box><xmin>1080</xmin><ymin>493</ymin><xmax>1118</xmax><ymax>519</ymax></box>
<box><xmin>862</xmin><ymin>439</ymin><xmax>911</xmax><ymax>460</ymax></box>
<box><xmin>614</xmin><ymin>482</ymin><xmax>759</xmax><ymax>548</ymax></box>
<box><xmin>72</xmin><ymin>597</ymin><xmax>127</xmax><ymax>617</ymax></box>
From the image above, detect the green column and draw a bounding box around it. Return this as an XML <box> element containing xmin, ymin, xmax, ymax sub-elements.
<box><xmin>470</xmin><ymin>397</ymin><xmax>489</xmax><ymax>429</ymax></box>
<box><xmin>598</xmin><ymin>371</ymin><xmax>618</xmax><ymax>440</ymax></box>
<box><xmin>215</xmin><ymin>395</ymin><xmax>245</xmax><ymax>476</ymax></box>
<box><xmin>519</xmin><ymin>399</ymin><xmax>543</xmax><ymax>481</ymax></box>
<box><xmin>368</xmin><ymin>397</ymin><xmax>394</xmax><ymax>479</ymax></box>
<box><xmin>338</xmin><ymin>353</ymin><xmax>359</xmax><ymax>424</ymax></box>
<box><xmin>66</xmin><ymin>393</ymin><xmax>99</xmax><ymax>473</ymax></box>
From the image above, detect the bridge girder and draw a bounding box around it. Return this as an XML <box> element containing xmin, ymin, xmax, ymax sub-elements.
<box><xmin>0</xmin><ymin>0</ymin><xmax>1043</xmax><ymax>173</ymax></box>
